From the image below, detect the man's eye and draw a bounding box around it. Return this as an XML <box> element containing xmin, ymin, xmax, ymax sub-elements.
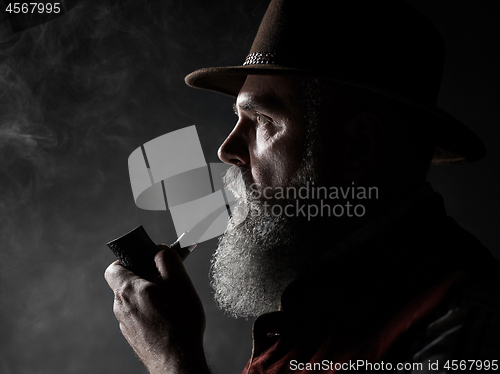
<box><xmin>256</xmin><ymin>113</ymin><xmax>270</xmax><ymax>126</ymax></box>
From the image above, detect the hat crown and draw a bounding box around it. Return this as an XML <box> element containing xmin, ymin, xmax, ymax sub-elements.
<box><xmin>247</xmin><ymin>0</ymin><xmax>445</xmax><ymax>105</ymax></box>
<box><xmin>185</xmin><ymin>0</ymin><xmax>486</xmax><ymax>164</ymax></box>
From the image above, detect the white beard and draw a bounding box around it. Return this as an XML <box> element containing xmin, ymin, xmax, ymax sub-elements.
<box><xmin>210</xmin><ymin>163</ymin><xmax>318</xmax><ymax>318</ymax></box>
<box><xmin>210</xmin><ymin>79</ymin><xmax>325</xmax><ymax>318</ymax></box>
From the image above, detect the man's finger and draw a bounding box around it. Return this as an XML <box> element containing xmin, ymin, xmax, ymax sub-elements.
<box><xmin>154</xmin><ymin>245</ymin><xmax>188</xmax><ymax>281</ymax></box>
<box><xmin>104</xmin><ymin>260</ymin><xmax>139</xmax><ymax>290</ymax></box>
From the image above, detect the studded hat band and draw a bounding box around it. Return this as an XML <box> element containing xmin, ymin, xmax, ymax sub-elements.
<box><xmin>243</xmin><ymin>52</ymin><xmax>277</xmax><ymax>66</ymax></box>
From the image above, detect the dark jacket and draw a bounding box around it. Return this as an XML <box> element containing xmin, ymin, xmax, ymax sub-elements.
<box><xmin>243</xmin><ymin>188</ymin><xmax>500</xmax><ymax>373</ymax></box>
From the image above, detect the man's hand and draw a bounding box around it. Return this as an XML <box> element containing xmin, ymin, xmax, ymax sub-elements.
<box><xmin>105</xmin><ymin>245</ymin><xmax>210</xmax><ymax>374</ymax></box>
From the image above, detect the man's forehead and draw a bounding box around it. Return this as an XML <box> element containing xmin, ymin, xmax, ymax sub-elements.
<box><xmin>235</xmin><ymin>92</ymin><xmax>287</xmax><ymax>114</ymax></box>
<box><xmin>235</xmin><ymin>75</ymin><xmax>299</xmax><ymax>113</ymax></box>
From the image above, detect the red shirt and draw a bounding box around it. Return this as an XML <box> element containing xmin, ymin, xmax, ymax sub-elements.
<box><xmin>243</xmin><ymin>273</ymin><xmax>462</xmax><ymax>374</ymax></box>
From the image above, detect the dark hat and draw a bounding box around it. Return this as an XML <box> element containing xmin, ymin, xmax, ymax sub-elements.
<box><xmin>185</xmin><ymin>0</ymin><xmax>486</xmax><ymax>165</ymax></box>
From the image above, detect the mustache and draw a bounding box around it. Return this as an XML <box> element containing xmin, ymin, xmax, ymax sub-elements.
<box><xmin>223</xmin><ymin>165</ymin><xmax>255</xmax><ymax>200</ymax></box>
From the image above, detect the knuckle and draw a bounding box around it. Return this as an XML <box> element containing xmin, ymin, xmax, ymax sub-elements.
<box><xmin>112</xmin><ymin>279</ymin><xmax>155</xmax><ymax>319</ymax></box>
<box><xmin>113</xmin><ymin>295</ymin><xmax>137</xmax><ymax>320</ymax></box>
<box><xmin>113</xmin><ymin>301</ymin><xmax>123</xmax><ymax>319</ymax></box>
<box><xmin>140</xmin><ymin>282</ymin><xmax>158</xmax><ymax>296</ymax></box>
<box><xmin>104</xmin><ymin>260</ymin><xmax>120</xmax><ymax>277</ymax></box>
<box><xmin>113</xmin><ymin>281</ymin><xmax>134</xmax><ymax>304</ymax></box>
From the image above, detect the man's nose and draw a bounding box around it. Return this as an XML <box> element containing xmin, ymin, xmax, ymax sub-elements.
<box><xmin>217</xmin><ymin>121</ymin><xmax>251</xmax><ymax>167</ymax></box>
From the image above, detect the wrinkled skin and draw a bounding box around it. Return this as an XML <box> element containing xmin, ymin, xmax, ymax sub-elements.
<box><xmin>104</xmin><ymin>246</ymin><xmax>210</xmax><ymax>374</ymax></box>
<box><xmin>218</xmin><ymin>75</ymin><xmax>306</xmax><ymax>190</ymax></box>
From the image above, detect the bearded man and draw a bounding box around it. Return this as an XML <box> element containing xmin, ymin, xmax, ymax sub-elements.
<box><xmin>105</xmin><ymin>1</ymin><xmax>500</xmax><ymax>373</ymax></box>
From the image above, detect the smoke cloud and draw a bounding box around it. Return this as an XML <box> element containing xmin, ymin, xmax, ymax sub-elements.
<box><xmin>0</xmin><ymin>1</ymin><xmax>264</xmax><ymax>373</ymax></box>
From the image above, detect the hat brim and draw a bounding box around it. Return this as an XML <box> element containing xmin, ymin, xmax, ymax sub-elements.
<box><xmin>185</xmin><ymin>65</ymin><xmax>486</xmax><ymax>165</ymax></box>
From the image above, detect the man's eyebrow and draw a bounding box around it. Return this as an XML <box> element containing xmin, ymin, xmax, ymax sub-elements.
<box><xmin>233</xmin><ymin>94</ymin><xmax>287</xmax><ymax>115</ymax></box>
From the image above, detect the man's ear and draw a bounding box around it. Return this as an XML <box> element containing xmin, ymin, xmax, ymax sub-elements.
<box><xmin>342</xmin><ymin>111</ymin><xmax>383</xmax><ymax>179</ymax></box>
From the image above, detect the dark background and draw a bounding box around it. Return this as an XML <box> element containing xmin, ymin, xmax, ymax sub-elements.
<box><xmin>0</xmin><ymin>1</ymin><xmax>498</xmax><ymax>373</ymax></box>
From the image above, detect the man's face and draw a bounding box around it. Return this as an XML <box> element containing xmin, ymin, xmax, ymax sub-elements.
<box><xmin>218</xmin><ymin>75</ymin><xmax>306</xmax><ymax>191</ymax></box>
<box><xmin>210</xmin><ymin>75</ymin><xmax>319</xmax><ymax>318</ymax></box>
<box><xmin>211</xmin><ymin>76</ymin><xmax>391</xmax><ymax>318</ymax></box>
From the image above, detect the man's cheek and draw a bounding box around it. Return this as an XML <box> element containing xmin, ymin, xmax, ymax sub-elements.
<box><xmin>250</xmin><ymin>163</ymin><xmax>275</xmax><ymax>190</ymax></box>
<box><xmin>254</xmin><ymin>131</ymin><xmax>275</xmax><ymax>156</ymax></box>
